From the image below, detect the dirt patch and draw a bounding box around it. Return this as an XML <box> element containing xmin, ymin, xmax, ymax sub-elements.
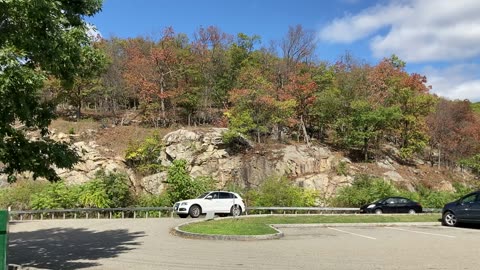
<box><xmin>94</xmin><ymin>126</ymin><xmax>171</xmax><ymax>158</ymax></box>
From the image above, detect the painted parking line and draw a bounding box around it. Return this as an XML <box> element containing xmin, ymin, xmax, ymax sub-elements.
<box><xmin>386</xmin><ymin>227</ymin><xmax>456</xmax><ymax>238</ymax></box>
<box><xmin>327</xmin><ymin>227</ymin><xmax>376</xmax><ymax>240</ymax></box>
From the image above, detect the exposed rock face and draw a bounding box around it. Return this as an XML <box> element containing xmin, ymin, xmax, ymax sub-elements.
<box><xmin>6</xmin><ymin>128</ymin><xmax>465</xmax><ymax>200</ymax></box>
<box><xmin>56</xmin><ymin>141</ymin><xmax>134</xmax><ymax>186</ymax></box>
<box><xmin>153</xmin><ymin>128</ymin><xmax>347</xmax><ymax>195</ymax></box>
<box><xmin>141</xmin><ymin>172</ymin><xmax>167</xmax><ymax>194</ymax></box>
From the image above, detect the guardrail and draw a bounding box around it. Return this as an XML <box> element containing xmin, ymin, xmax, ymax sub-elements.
<box><xmin>8</xmin><ymin>207</ymin><xmax>441</xmax><ymax>221</ymax></box>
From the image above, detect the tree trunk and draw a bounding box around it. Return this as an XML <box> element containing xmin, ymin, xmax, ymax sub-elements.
<box><xmin>438</xmin><ymin>145</ymin><xmax>441</xmax><ymax>169</ymax></box>
<box><xmin>364</xmin><ymin>137</ymin><xmax>369</xmax><ymax>162</ymax></box>
<box><xmin>160</xmin><ymin>75</ymin><xmax>166</xmax><ymax>121</ymax></box>
<box><xmin>76</xmin><ymin>87</ymin><xmax>82</xmax><ymax>121</ymax></box>
<box><xmin>300</xmin><ymin>116</ymin><xmax>310</xmax><ymax>146</ymax></box>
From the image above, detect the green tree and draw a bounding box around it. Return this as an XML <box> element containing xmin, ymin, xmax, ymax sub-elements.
<box><xmin>0</xmin><ymin>0</ymin><xmax>103</xmax><ymax>181</ymax></box>
<box><xmin>337</xmin><ymin>100</ymin><xmax>402</xmax><ymax>161</ymax></box>
<box><xmin>61</xmin><ymin>44</ymin><xmax>107</xmax><ymax>119</ymax></box>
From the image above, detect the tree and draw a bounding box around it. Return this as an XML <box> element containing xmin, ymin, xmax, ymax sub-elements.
<box><xmin>59</xmin><ymin>44</ymin><xmax>107</xmax><ymax>119</ymax></box>
<box><xmin>427</xmin><ymin>99</ymin><xmax>480</xmax><ymax>167</ymax></box>
<box><xmin>0</xmin><ymin>0</ymin><xmax>103</xmax><ymax>181</ymax></box>
<box><xmin>337</xmin><ymin>100</ymin><xmax>401</xmax><ymax>161</ymax></box>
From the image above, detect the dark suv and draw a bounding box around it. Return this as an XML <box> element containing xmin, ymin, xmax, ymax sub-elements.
<box><xmin>442</xmin><ymin>191</ymin><xmax>480</xmax><ymax>227</ymax></box>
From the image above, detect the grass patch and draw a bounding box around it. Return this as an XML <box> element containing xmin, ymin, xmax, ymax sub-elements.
<box><xmin>180</xmin><ymin>214</ymin><xmax>441</xmax><ymax>236</ymax></box>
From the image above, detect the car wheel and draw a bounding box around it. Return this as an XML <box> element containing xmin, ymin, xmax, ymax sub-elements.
<box><xmin>442</xmin><ymin>211</ymin><xmax>458</xmax><ymax>227</ymax></box>
<box><xmin>178</xmin><ymin>214</ymin><xmax>188</xmax><ymax>218</ymax></box>
<box><xmin>189</xmin><ymin>205</ymin><xmax>201</xmax><ymax>218</ymax></box>
<box><xmin>408</xmin><ymin>209</ymin><xmax>416</xmax><ymax>214</ymax></box>
<box><xmin>230</xmin><ymin>205</ymin><xmax>242</xmax><ymax>216</ymax></box>
<box><xmin>374</xmin><ymin>208</ymin><xmax>383</xmax><ymax>214</ymax></box>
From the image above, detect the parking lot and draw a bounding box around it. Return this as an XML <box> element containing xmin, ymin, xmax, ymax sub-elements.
<box><xmin>7</xmin><ymin>219</ymin><xmax>480</xmax><ymax>269</ymax></box>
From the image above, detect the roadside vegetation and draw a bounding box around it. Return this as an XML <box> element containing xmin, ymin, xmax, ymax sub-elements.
<box><xmin>180</xmin><ymin>214</ymin><xmax>441</xmax><ymax>236</ymax></box>
<box><xmin>1</xmin><ymin>168</ymin><xmax>475</xmax><ymax>211</ymax></box>
<box><xmin>332</xmin><ymin>175</ymin><xmax>477</xmax><ymax>208</ymax></box>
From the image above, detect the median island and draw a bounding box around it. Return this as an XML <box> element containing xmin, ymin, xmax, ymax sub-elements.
<box><xmin>178</xmin><ymin>214</ymin><xmax>441</xmax><ymax>236</ymax></box>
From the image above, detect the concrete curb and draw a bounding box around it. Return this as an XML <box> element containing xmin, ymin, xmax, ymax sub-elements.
<box><xmin>273</xmin><ymin>222</ymin><xmax>441</xmax><ymax>228</ymax></box>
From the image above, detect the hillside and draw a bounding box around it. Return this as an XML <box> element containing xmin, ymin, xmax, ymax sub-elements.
<box><xmin>48</xmin><ymin>118</ymin><xmax>475</xmax><ymax>195</ymax></box>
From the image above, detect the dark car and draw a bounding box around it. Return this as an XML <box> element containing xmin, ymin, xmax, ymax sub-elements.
<box><xmin>360</xmin><ymin>196</ymin><xmax>422</xmax><ymax>214</ymax></box>
<box><xmin>442</xmin><ymin>191</ymin><xmax>480</xmax><ymax>227</ymax></box>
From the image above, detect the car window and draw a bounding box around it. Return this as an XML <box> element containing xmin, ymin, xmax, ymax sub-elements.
<box><xmin>219</xmin><ymin>192</ymin><xmax>232</xmax><ymax>199</ymax></box>
<box><xmin>398</xmin><ymin>198</ymin><xmax>408</xmax><ymax>204</ymax></box>
<box><xmin>210</xmin><ymin>192</ymin><xmax>219</xmax><ymax>199</ymax></box>
<box><xmin>461</xmin><ymin>194</ymin><xmax>477</xmax><ymax>203</ymax></box>
<box><xmin>197</xmin><ymin>192</ymin><xmax>210</xmax><ymax>199</ymax></box>
<box><xmin>385</xmin><ymin>198</ymin><xmax>398</xmax><ymax>204</ymax></box>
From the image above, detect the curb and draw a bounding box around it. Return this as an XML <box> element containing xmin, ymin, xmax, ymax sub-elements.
<box><xmin>273</xmin><ymin>222</ymin><xmax>441</xmax><ymax>228</ymax></box>
<box><xmin>173</xmin><ymin>216</ymin><xmax>442</xmax><ymax>240</ymax></box>
<box><xmin>173</xmin><ymin>221</ymin><xmax>283</xmax><ymax>241</ymax></box>
<box><xmin>173</xmin><ymin>216</ymin><xmax>284</xmax><ymax>241</ymax></box>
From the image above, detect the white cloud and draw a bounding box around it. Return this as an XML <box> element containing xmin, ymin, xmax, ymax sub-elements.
<box><xmin>319</xmin><ymin>0</ymin><xmax>480</xmax><ymax>62</ymax></box>
<box><xmin>87</xmin><ymin>23</ymin><xmax>103</xmax><ymax>41</ymax></box>
<box><xmin>424</xmin><ymin>64</ymin><xmax>480</xmax><ymax>102</ymax></box>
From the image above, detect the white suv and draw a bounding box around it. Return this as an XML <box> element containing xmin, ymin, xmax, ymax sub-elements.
<box><xmin>173</xmin><ymin>191</ymin><xmax>245</xmax><ymax>218</ymax></box>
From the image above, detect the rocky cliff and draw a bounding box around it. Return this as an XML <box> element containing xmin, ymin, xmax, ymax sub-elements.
<box><xmin>2</xmin><ymin>128</ymin><xmax>470</xmax><ymax>197</ymax></box>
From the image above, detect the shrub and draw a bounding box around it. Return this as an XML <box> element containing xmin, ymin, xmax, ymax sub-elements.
<box><xmin>135</xmin><ymin>193</ymin><xmax>171</xmax><ymax>207</ymax></box>
<box><xmin>30</xmin><ymin>181</ymin><xmax>80</xmax><ymax>210</ymax></box>
<box><xmin>165</xmin><ymin>159</ymin><xmax>216</xmax><ymax>204</ymax></box>
<box><xmin>335</xmin><ymin>161</ymin><xmax>348</xmax><ymax>176</ymax></box>
<box><xmin>125</xmin><ymin>132</ymin><xmax>164</xmax><ymax>175</ymax></box>
<box><xmin>78</xmin><ymin>179</ymin><xmax>111</xmax><ymax>208</ymax></box>
<box><xmin>245</xmin><ymin>176</ymin><xmax>318</xmax><ymax>207</ymax></box>
<box><xmin>0</xmin><ymin>181</ymin><xmax>49</xmax><ymax>210</ymax></box>
<box><xmin>30</xmin><ymin>170</ymin><xmax>132</xmax><ymax>209</ymax></box>
<box><xmin>95</xmin><ymin>170</ymin><xmax>132</xmax><ymax>207</ymax></box>
<box><xmin>332</xmin><ymin>175</ymin><xmax>397</xmax><ymax>207</ymax></box>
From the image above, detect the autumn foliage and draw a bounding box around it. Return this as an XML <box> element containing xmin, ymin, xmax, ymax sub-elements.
<box><xmin>48</xmin><ymin>25</ymin><xmax>480</xmax><ymax>171</ymax></box>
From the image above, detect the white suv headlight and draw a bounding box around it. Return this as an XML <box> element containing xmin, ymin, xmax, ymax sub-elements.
<box><xmin>367</xmin><ymin>204</ymin><xmax>376</xmax><ymax>209</ymax></box>
<box><xmin>181</xmin><ymin>202</ymin><xmax>188</xmax><ymax>206</ymax></box>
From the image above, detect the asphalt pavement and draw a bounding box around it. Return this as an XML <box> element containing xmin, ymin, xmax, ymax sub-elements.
<box><xmin>7</xmin><ymin>218</ymin><xmax>480</xmax><ymax>270</ymax></box>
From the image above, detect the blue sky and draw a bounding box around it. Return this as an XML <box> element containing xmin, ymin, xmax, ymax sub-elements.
<box><xmin>88</xmin><ymin>0</ymin><xmax>480</xmax><ymax>101</ymax></box>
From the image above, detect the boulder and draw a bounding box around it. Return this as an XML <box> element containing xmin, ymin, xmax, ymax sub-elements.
<box><xmin>141</xmin><ymin>172</ymin><xmax>167</xmax><ymax>194</ymax></box>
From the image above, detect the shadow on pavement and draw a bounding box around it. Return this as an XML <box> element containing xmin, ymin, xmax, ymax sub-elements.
<box><xmin>457</xmin><ymin>223</ymin><xmax>480</xmax><ymax>229</ymax></box>
<box><xmin>8</xmin><ymin>227</ymin><xmax>145</xmax><ymax>269</ymax></box>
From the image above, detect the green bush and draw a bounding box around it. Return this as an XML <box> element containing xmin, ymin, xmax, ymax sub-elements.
<box><xmin>96</xmin><ymin>170</ymin><xmax>132</xmax><ymax>207</ymax></box>
<box><xmin>31</xmin><ymin>181</ymin><xmax>80</xmax><ymax>210</ymax></box>
<box><xmin>165</xmin><ymin>159</ymin><xmax>216</xmax><ymax>204</ymax></box>
<box><xmin>135</xmin><ymin>193</ymin><xmax>171</xmax><ymax>207</ymax></box>
<box><xmin>333</xmin><ymin>176</ymin><xmax>476</xmax><ymax>208</ymax></box>
<box><xmin>245</xmin><ymin>176</ymin><xmax>318</xmax><ymax>207</ymax></box>
<box><xmin>335</xmin><ymin>161</ymin><xmax>348</xmax><ymax>176</ymax></box>
<box><xmin>0</xmin><ymin>181</ymin><xmax>49</xmax><ymax>210</ymax></box>
<box><xmin>125</xmin><ymin>132</ymin><xmax>164</xmax><ymax>175</ymax></box>
<box><xmin>332</xmin><ymin>175</ymin><xmax>398</xmax><ymax>207</ymax></box>
<box><xmin>30</xmin><ymin>170</ymin><xmax>132</xmax><ymax>209</ymax></box>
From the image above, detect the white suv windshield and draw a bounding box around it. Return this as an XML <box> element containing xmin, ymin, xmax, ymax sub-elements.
<box><xmin>197</xmin><ymin>192</ymin><xmax>210</xmax><ymax>199</ymax></box>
